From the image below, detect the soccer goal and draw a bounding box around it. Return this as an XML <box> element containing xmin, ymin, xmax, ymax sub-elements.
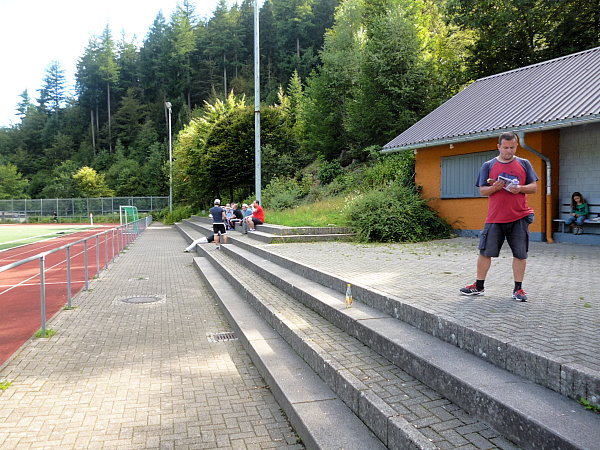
<box><xmin>119</xmin><ymin>206</ymin><xmax>139</xmax><ymax>226</ymax></box>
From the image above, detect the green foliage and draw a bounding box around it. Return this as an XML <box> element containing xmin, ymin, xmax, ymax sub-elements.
<box><xmin>344</xmin><ymin>184</ymin><xmax>452</xmax><ymax>242</ymax></box>
<box><xmin>0</xmin><ymin>380</ymin><xmax>12</xmax><ymax>390</ymax></box>
<box><xmin>72</xmin><ymin>166</ymin><xmax>115</xmax><ymax>197</ymax></box>
<box><xmin>262</xmin><ymin>176</ymin><xmax>309</xmax><ymax>211</ymax></box>
<box><xmin>579</xmin><ymin>397</ymin><xmax>600</xmax><ymax>413</ymax></box>
<box><xmin>35</xmin><ymin>329</ymin><xmax>57</xmax><ymax>339</ymax></box>
<box><xmin>174</xmin><ymin>92</ymin><xmax>304</xmax><ymax>207</ymax></box>
<box><xmin>361</xmin><ymin>151</ymin><xmax>415</xmax><ymax>190</ymax></box>
<box><xmin>318</xmin><ymin>156</ymin><xmax>343</xmax><ymax>185</ymax></box>
<box><xmin>0</xmin><ymin>164</ymin><xmax>29</xmax><ymax>199</ymax></box>
<box><xmin>1</xmin><ymin>0</ymin><xmax>596</xmax><ymax>205</ymax></box>
<box><xmin>446</xmin><ymin>0</ymin><xmax>600</xmax><ymax>80</ymax></box>
<box><xmin>40</xmin><ymin>160</ymin><xmax>81</xmax><ymax>198</ymax></box>
<box><xmin>157</xmin><ymin>205</ymin><xmax>194</xmax><ymax>225</ymax></box>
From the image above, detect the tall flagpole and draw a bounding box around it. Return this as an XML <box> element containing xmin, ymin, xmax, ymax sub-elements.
<box><xmin>254</xmin><ymin>0</ymin><xmax>261</xmax><ymax>203</ymax></box>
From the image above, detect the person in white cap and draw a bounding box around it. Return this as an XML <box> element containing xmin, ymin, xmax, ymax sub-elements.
<box><xmin>209</xmin><ymin>199</ymin><xmax>228</xmax><ymax>249</ymax></box>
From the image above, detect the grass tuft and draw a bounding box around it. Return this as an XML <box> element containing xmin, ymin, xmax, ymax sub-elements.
<box><xmin>34</xmin><ymin>329</ymin><xmax>57</xmax><ymax>339</ymax></box>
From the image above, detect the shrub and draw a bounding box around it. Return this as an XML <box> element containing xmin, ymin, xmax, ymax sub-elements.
<box><xmin>317</xmin><ymin>156</ymin><xmax>343</xmax><ymax>185</ymax></box>
<box><xmin>361</xmin><ymin>151</ymin><xmax>415</xmax><ymax>191</ymax></box>
<box><xmin>344</xmin><ymin>184</ymin><xmax>451</xmax><ymax>242</ymax></box>
<box><xmin>158</xmin><ymin>205</ymin><xmax>194</xmax><ymax>224</ymax></box>
<box><xmin>262</xmin><ymin>176</ymin><xmax>307</xmax><ymax>210</ymax></box>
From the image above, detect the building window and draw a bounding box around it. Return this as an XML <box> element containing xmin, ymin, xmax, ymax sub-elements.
<box><xmin>441</xmin><ymin>150</ymin><xmax>497</xmax><ymax>198</ymax></box>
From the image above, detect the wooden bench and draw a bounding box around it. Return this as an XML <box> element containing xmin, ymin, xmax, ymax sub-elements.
<box><xmin>553</xmin><ymin>203</ymin><xmax>600</xmax><ymax>233</ymax></box>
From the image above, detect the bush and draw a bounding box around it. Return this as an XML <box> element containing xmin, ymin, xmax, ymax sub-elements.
<box><xmin>262</xmin><ymin>176</ymin><xmax>308</xmax><ymax>210</ymax></box>
<box><xmin>317</xmin><ymin>156</ymin><xmax>343</xmax><ymax>185</ymax></box>
<box><xmin>361</xmin><ymin>151</ymin><xmax>415</xmax><ymax>191</ymax></box>
<box><xmin>157</xmin><ymin>205</ymin><xmax>194</xmax><ymax>225</ymax></box>
<box><xmin>344</xmin><ymin>184</ymin><xmax>452</xmax><ymax>242</ymax></box>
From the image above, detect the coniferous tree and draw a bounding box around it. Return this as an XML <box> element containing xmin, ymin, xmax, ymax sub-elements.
<box><xmin>97</xmin><ymin>25</ymin><xmax>120</xmax><ymax>152</ymax></box>
<box><xmin>38</xmin><ymin>61</ymin><xmax>68</xmax><ymax>116</ymax></box>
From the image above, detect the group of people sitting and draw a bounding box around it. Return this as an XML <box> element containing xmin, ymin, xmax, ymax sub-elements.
<box><xmin>184</xmin><ymin>199</ymin><xmax>265</xmax><ymax>252</ymax></box>
<box><xmin>221</xmin><ymin>201</ymin><xmax>264</xmax><ymax>232</ymax></box>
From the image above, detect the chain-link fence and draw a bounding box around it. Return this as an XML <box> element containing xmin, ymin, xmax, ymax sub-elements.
<box><xmin>0</xmin><ymin>197</ymin><xmax>168</xmax><ymax>221</ymax></box>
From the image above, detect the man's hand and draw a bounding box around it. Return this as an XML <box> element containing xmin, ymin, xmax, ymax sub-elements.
<box><xmin>505</xmin><ymin>183</ymin><xmax>520</xmax><ymax>194</ymax></box>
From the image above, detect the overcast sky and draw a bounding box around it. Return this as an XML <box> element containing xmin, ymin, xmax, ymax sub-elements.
<box><xmin>0</xmin><ymin>0</ymin><xmax>237</xmax><ymax>127</ymax></box>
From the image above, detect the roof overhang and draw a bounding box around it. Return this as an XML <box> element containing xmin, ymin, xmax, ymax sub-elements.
<box><xmin>381</xmin><ymin>114</ymin><xmax>600</xmax><ymax>154</ymax></box>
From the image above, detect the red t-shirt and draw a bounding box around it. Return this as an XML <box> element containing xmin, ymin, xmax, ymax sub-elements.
<box><xmin>478</xmin><ymin>158</ymin><xmax>537</xmax><ymax>223</ymax></box>
<box><xmin>252</xmin><ymin>204</ymin><xmax>265</xmax><ymax>222</ymax></box>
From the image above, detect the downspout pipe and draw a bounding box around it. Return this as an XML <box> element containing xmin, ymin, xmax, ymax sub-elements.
<box><xmin>517</xmin><ymin>132</ymin><xmax>554</xmax><ymax>243</ymax></box>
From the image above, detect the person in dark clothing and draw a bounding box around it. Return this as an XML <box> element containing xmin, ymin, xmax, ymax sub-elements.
<box><xmin>230</xmin><ymin>203</ymin><xmax>244</xmax><ymax>230</ymax></box>
<box><xmin>209</xmin><ymin>199</ymin><xmax>229</xmax><ymax>249</ymax></box>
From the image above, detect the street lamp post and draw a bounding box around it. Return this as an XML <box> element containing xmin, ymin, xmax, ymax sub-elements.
<box><xmin>254</xmin><ymin>0</ymin><xmax>261</xmax><ymax>203</ymax></box>
<box><xmin>165</xmin><ymin>101</ymin><xmax>173</xmax><ymax>213</ymax></box>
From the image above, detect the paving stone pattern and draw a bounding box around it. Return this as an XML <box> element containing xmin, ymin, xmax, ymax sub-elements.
<box><xmin>208</xmin><ymin>249</ymin><xmax>519</xmax><ymax>449</ymax></box>
<box><xmin>0</xmin><ymin>225</ymin><xmax>301</xmax><ymax>450</ymax></box>
<box><xmin>265</xmin><ymin>238</ymin><xmax>600</xmax><ymax>376</ymax></box>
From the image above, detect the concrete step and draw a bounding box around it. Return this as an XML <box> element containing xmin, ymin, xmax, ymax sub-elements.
<box><xmin>194</xmin><ymin>244</ymin><xmax>520</xmax><ymax>449</ymax></box>
<box><xmin>222</xmin><ymin>233</ymin><xmax>600</xmax><ymax>411</ymax></box>
<box><xmin>186</xmin><ymin>216</ymin><xmax>355</xmax><ymax>243</ymax></box>
<box><xmin>193</xmin><ymin>256</ymin><xmax>388</xmax><ymax>450</ymax></box>
<box><xmin>193</xmin><ymin>237</ymin><xmax>600</xmax><ymax>450</ymax></box>
<box><xmin>177</xmin><ymin>220</ymin><xmax>600</xmax><ymax>411</ymax></box>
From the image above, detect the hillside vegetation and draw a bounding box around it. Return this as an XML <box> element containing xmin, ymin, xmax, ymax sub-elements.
<box><xmin>1</xmin><ymin>0</ymin><xmax>597</xmax><ymax>241</ymax></box>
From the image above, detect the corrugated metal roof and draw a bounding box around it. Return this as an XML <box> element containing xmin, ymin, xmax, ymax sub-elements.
<box><xmin>382</xmin><ymin>46</ymin><xmax>600</xmax><ymax>152</ymax></box>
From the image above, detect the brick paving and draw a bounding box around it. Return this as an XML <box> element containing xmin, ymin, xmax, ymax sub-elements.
<box><xmin>0</xmin><ymin>224</ymin><xmax>301</xmax><ymax>450</ymax></box>
<box><xmin>2</xmin><ymin>225</ymin><xmax>598</xmax><ymax>449</ymax></box>
<box><xmin>208</xmin><ymin>247</ymin><xmax>519</xmax><ymax>449</ymax></box>
<box><xmin>265</xmin><ymin>238</ymin><xmax>600</xmax><ymax>377</ymax></box>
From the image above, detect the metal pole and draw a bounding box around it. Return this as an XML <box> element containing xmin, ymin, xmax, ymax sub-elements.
<box><xmin>254</xmin><ymin>0</ymin><xmax>261</xmax><ymax>204</ymax></box>
<box><xmin>165</xmin><ymin>102</ymin><xmax>173</xmax><ymax>213</ymax></box>
<box><xmin>95</xmin><ymin>235</ymin><xmax>100</xmax><ymax>275</ymax></box>
<box><xmin>66</xmin><ymin>246</ymin><xmax>72</xmax><ymax>308</ymax></box>
<box><xmin>104</xmin><ymin>232</ymin><xmax>108</xmax><ymax>269</ymax></box>
<box><xmin>84</xmin><ymin>240</ymin><xmax>89</xmax><ymax>291</ymax></box>
<box><xmin>39</xmin><ymin>255</ymin><xmax>46</xmax><ymax>337</ymax></box>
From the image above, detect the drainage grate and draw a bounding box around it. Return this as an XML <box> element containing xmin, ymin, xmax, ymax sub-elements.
<box><xmin>206</xmin><ymin>332</ymin><xmax>237</xmax><ymax>343</ymax></box>
<box><xmin>121</xmin><ymin>296</ymin><xmax>161</xmax><ymax>304</ymax></box>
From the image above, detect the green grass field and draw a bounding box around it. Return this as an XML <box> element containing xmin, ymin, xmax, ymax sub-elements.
<box><xmin>0</xmin><ymin>225</ymin><xmax>94</xmax><ymax>251</ymax></box>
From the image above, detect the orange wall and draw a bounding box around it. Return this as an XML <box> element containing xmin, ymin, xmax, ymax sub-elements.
<box><xmin>415</xmin><ymin>131</ymin><xmax>560</xmax><ymax>235</ymax></box>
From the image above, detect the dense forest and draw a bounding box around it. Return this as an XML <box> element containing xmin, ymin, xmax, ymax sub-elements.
<box><xmin>0</xmin><ymin>0</ymin><xmax>598</xmax><ymax>206</ymax></box>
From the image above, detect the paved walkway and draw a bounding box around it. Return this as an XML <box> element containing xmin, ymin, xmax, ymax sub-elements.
<box><xmin>266</xmin><ymin>237</ymin><xmax>600</xmax><ymax>378</ymax></box>
<box><xmin>1</xmin><ymin>225</ymin><xmax>598</xmax><ymax>449</ymax></box>
<box><xmin>0</xmin><ymin>224</ymin><xmax>301</xmax><ymax>450</ymax></box>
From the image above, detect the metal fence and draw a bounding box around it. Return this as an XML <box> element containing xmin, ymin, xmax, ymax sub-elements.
<box><xmin>0</xmin><ymin>196</ymin><xmax>168</xmax><ymax>220</ymax></box>
<box><xmin>0</xmin><ymin>216</ymin><xmax>152</xmax><ymax>337</ymax></box>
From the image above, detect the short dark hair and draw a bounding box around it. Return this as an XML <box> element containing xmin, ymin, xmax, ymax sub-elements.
<box><xmin>254</xmin><ymin>199</ymin><xmax>260</xmax><ymax>205</ymax></box>
<box><xmin>498</xmin><ymin>131</ymin><xmax>519</xmax><ymax>144</ymax></box>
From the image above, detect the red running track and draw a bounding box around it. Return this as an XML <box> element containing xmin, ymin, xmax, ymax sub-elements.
<box><xmin>0</xmin><ymin>226</ymin><xmax>127</xmax><ymax>365</ymax></box>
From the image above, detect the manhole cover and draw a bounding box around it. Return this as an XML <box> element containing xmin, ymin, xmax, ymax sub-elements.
<box><xmin>121</xmin><ymin>296</ymin><xmax>162</xmax><ymax>304</ymax></box>
<box><xmin>207</xmin><ymin>332</ymin><xmax>237</xmax><ymax>343</ymax></box>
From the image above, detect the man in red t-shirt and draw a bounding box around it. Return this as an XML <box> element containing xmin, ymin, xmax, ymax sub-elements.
<box><xmin>460</xmin><ymin>131</ymin><xmax>538</xmax><ymax>302</ymax></box>
<box><xmin>246</xmin><ymin>200</ymin><xmax>265</xmax><ymax>231</ymax></box>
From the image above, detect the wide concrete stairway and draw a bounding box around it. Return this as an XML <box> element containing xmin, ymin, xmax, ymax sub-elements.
<box><xmin>176</xmin><ymin>217</ymin><xmax>600</xmax><ymax>450</ymax></box>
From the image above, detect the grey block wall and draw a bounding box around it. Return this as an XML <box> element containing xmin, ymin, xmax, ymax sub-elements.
<box><xmin>559</xmin><ymin>122</ymin><xmax>600</xmax><ymax>206</ymax></box>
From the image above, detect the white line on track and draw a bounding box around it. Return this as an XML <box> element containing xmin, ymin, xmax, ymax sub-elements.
<box><xmin>0</xmin><ymin>243</ymin><xmax>102</xmax><ymax>296</ymax></box>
